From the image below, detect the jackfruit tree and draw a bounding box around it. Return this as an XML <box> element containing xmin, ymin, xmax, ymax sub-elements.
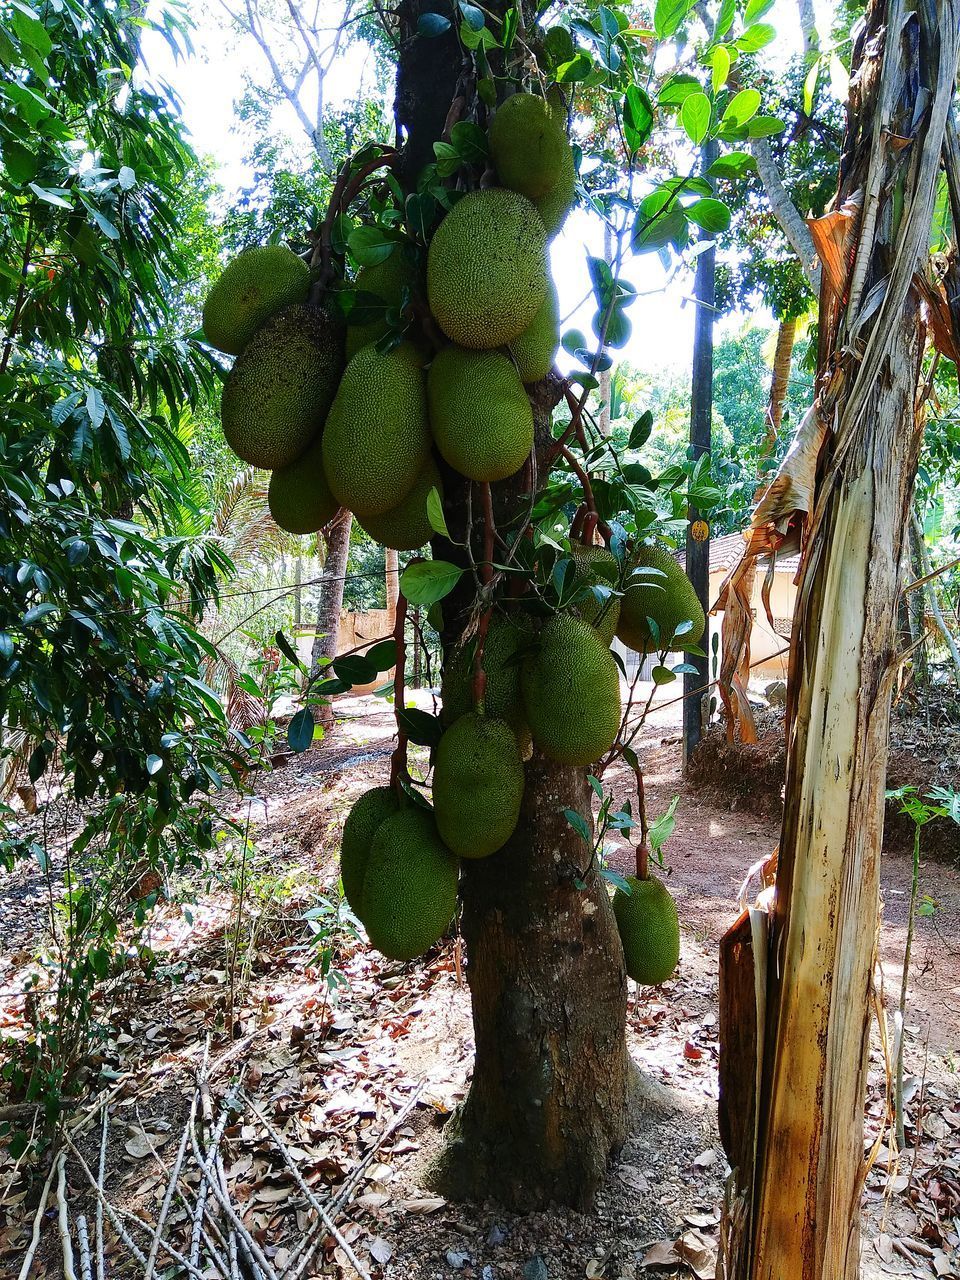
<box><xmin>199</xmin><ymin>0</ymin><xmax>775</xmax><ymax>1207</ymax></box>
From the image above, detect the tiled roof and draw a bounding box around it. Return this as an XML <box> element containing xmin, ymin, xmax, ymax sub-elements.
<box><xmin>675</xmin><ymin>531</ymin><xmax>801</xmax><ymax>575</ymax></box>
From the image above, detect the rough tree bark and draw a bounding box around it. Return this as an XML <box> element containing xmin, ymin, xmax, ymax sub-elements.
<box><xmin>718</xmin><ymin>3</ymin><xmax>959</xmax><ymax>1277</ymax></box>
<box><xmin>310</xmin><ymin>510</ymin><xmax>351</xmax><ymax>688</ymax></box>
<box><xmin>393</xmin><ymin>0</ymin><xmax>630</xmax><ymax>1208</ymax></box>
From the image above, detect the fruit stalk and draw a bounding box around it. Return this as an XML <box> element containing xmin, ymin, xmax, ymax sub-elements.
<box><xmin>632</xmin><ymin>759</ymin><xmax>650</xmax><ymax>880</ymax></box>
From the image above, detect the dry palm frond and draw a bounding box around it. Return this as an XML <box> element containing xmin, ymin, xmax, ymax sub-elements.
<box><xmin>210</xmin><ymin>467</ymin><xmax>284</xmax><ymax>568</ymax></box>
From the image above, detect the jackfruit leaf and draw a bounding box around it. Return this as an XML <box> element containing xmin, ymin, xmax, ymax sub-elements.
<box><xmin>629</xmin><ymin>566</ymin><xmax>668</xmax><ymax>581</ymax></box>
<box><xmin>709</xmin><ymin>46</ymin><xmax>731</xmax><ymax>95</ymax></box>
<box><xmin>611</xmin><ymin>807</ymin><xmax>636</xmax><ymax>832</ymax></box>
<box><xmin>621</xmin><ymin>744</ymin><xmax>639</xmax><ymax>771</ymax></box>
<box><xmin>622</xmin><ymin>461</ymin><xmax>653</xmax><ymax>487</ymax></box>
<box><xmin>653</xmin><ymin>0</ymin><xmax>697</xmax><ymax>39</ymax></box>
<box><xmin>680</xmin><ymin>93</ymin><xmax>711</xmax><ymax>146</ymax></box>
<box><xmin>417</xmin><ymin>11</ymin><xmax>450</xmax><ymax>35</ymax></box>
<box><xmin>715</xmin><ymin>0</ymin><xmax>736</xmax><ymax>37</ymax></box>
<box><xmin>687</xmin><ymin>198</ymin><xmax>730</xmax><ymax>233</ymax></box>
<box><xmin>623</xmin><ymin>85</ymin><xmax>654</xmax><ymax>151</ymax></box>
<box><xmin>397</xmin><ymin>706</ymin><xmax>443</xmax><ymax>748</ymax></box>
<box><xmin>652</xmin><ymin>665</ymin><xmax>675</xmax><ymax>685</ymax></box>
<box><xmin>406</xmin><ymin>192</ymin><xmax>436</xmax><ymax>242</ymax></box>
<box><xmin>552</xmin><ymin>555</ymin><xmax>575</xmax><ymax>599</ymax></box>
<box><xmin>569</xmin><ymin>371</ymin><xmax>600</xmax><ymax>390</ymax></box>
<box><xmin>803</xmin><ymin>57</ymin><xmax>821</xmax><ymax>115</ymax></box>
<box><xmin>587</xmin><ymin>255</ymin><xmax>616</xmax><ymax>308</ymax></box>
<box><xmin>746</xmin><ymin>114</ymin><xmax>787</xmax><ymax>137</ymax></box>
<box><xmin>562</xmin><ymin>328</ymin><xmax>588</xmax><ymax>355</ymax></box>
<box><xmin>610</xmin><ymin>647</ymin><xmax>627</xmax><ymax>677</ymax></box>
<box><xmin>588</xmin><ymin>773</ymin><xmax>604</xmax><ymax>799</ymax></box>
<box><xmin>398</xmin><ymin>775</ymin><xmax>433</xmax><ymax>809</ymax></box>
<box><xmin>673</xmin><ymin>617</ymin><xmax>696</xmax><ymax>637</ymax></box>
<box><xmin>556</xmin><ymin>52</ymin><xmax>594</xmax><ymax>82</ymax></box>
<box><xmin>400</xmin><ymin>559</ymin><xmax>464</xmax><ymax>605</ymax></box>
<box><xmin>707</xmin><ymin>151</ymin><xmax>757</xmax><ymax>180</ymax></box>
<box><xmin>459</xmin><ymin>0</ymin><xmax>484</xmax><ymax>30</ymax></box>
<box><xmin>287</xmin><ymin>709</ymin><xmax>315</xmax><ymax>754</ymax></box>
<box><xmin>310</xmin><ymin>677</ymin><xmax>351</xmax><ymax>697</ymax></box>
<box><xmin>563</xmin><ymin>807</ymin><xmax>592</xmax><ymax>845</ymax></box>
<box><xmin>460</xmin><ymin>20</ymin><xmax>498</xmax><ymax>50</ymax></box>
<box><xmin>333</xmin><ymin>654</ymin><xmax>378</xmax><ymax>685</ymax></box>
<box><xmin>365</xmin><ymin>639</ymin><xmax>398</xmax><ymax>671</ymax></box>
<box><xmin>544</xmin><ymin>25</ymin><xmax>575</xmax><ymax>66</ymax></box>
<box><xmin>275</xmin><ymin>630</ymin><xmax>305</xmax><ymax>671</ymax></box>
<box><xmin>434</xmin><ymin>141</ymin><xmax>464</xmax><ymax>178</ymax></box>
<box><xmin>629</xmin><ymin>411</ymin><xmax>654</xmax><ymax>450</ymax></box>
<box><xmin>146</xmin><ymin>754</ymin><xmax>163</xmax><ymax>776</ymax></box>
<box><xmin>648</xmin><ymin>795</ymin><xmax>679</xmax><ymax>853</ymax></box>
<box><xmin>451</xmin><ymin>121</ymin><xmax>489</xmax><ymax>163</ymax></box>
<box><xmin>722</xmin><ymin>88</ymin><xmax>760</xmax><ymax>127</ymax></box>
<box><xmin>744</xmin><ymin>0</ymin><xmax>776</xmax><ymax>19</ymax></box>
<box><xmin>658</xmin><ymin>73</ymin><xmax>702</xmax><ymax>107</ymax></box>
<box><xmin>634</xmin><ymin>203</ymin><xmax>688</xmax><ymax>254</ymax></box>
<box><xmin>594</xmin><ymin>304</ymin><xmax>632</xmax><ymax>348</ymax></box>
<box><xmin>502</xmin><ymin>6</ymin><xmax>520</xmax><ymax>51</ymax></box>
<box><xmin>735</xmin><ymin>22</ymin><xmax>775</xmax><ymax>51</ymax></box>
<box><xmin>426</xmin><ymin>487</ymin><xmax>451</xmax><ymax>540</ymax></box>
<box><xmin>602</xmin><ymin>867</ymin><xmax>633</xmax><ymax>894</ymax></box>
<box><xmin>672</xmin><ymin>662</ymin><xmax>700</xmax><ymax>675</ymax></box>
<box><xmin>609</xmin><ymin>521</ymin><xmax>628</xmax><ymax>562</ymax></box>
<box><xmin>347</xmin><ymin>226</ymin><xmax>396</xmax><ymax>267</ymax></box>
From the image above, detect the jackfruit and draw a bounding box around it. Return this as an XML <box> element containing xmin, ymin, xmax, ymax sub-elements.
<box><xmin>521</xmin><ymin>615</ymin><xmax>621</xmax><ymax>766</ymax></box>
<box><xmin>322</xmin><ymin>341</ymin><xmax>430</xmax><ymax>518</ymax></box>
<box><xmin>357</xmin><ymin>456</ymin><xmax>442</xmax><ymax>551</ymax></box>
<box><xmin>441</xmin><ymin>615</ymin><xmax>533</xmax><ymax>754</ymax></box>
<box><xmin>427</xmin><ymin>189</ymin><xmax>548</xmax><ymax>349</ymax></box>
<box><xmin>339</xmin><ymin>786</ymin><xmax>400</xmax><ymax>918</ymax></box>
<box><xmin>534</xmin><ymin>140</ymin><xmax>576</xmax><ymax>239</ymax></box>
<box><xmin>203</xmin><ymin>245</ymin><xmax>310</xmax><ymax>356</ymax></box>
<box><xmin>508</xmin><ymin>280</ymin><xmax>559</xmax><ymax>383</ymax></box>
<box><xmin>268</xmin><ymin>434</ymin><xmax>339</xmax><ymax>535</ymax></box>
<box><xmin>221</xmin><ymin>304</ymin><xmax>344</xmax><ymax>470</ymax></box>
<box><xmin>428</xmin><ymin>346</ymin><xmax>534</xmax><ymax>482</ymax></box>
<box><xmin>489</xmin><ymin>92</ymin><xmax>566</xmax><ymax>200</ymax></box>
<box><xmin>569</xmin><ymin>543</ymin><xmax>620</xmax><ymax>645</ymax></box>
<box><xmin>345</xmin><ymin>252</ymin><xmax>419</xmax><ymax>361</ymax></box>
<box><xmin>361</xmin><ymin>807</ymin><xmax>459</xmax><ymax>961</ymax></box>
<box><xmin>612</xmin><ymin>873</ymin><xmax>680</xmax><ymax>985</ymax></box>
<box><xmin>616</xmin><ymin>543</ymin><xmax>705</xmax><ymax>654</ymax></box>
<box><xmin>433</xmin><ymin>713</ymin><xmax>524</xmax><ymax>859</ymax></box>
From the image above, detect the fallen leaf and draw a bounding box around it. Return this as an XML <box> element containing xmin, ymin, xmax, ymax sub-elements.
<box><xmin>640</xmin><ymin>1239</ymin><xmax>678</xmax><ymax>1270</ymax></box>
<box><xmin>676</xmin><ymin>1228</ymin><xmax>717</xmax><ymax>1279</ymax></box>
<box><xmin>683</xmin><ymin>1209</ymin><xmax>721</xmax><ymax>1228</ymax></box>
<box><xmin>683</xmin><ymin>1041</ymin><xmax>703</xmax><ymax>1061</ymax></box>
<box><xmin>370</xmin><ymin>1237</ymin><xmax>393</xmax><ymax>1264</ymax></box>
<box><xmin>874</xmin><ymin>1234</ymin><xmax>894</xmax><ymax>1263</ymax></box>
<box><xmin>124</xmin><ymin>1131</ymin><xmax>166</xmax><ymax>1159</ymax></box>
<box><xmin>692</xmin><ymin>1149</ymin><xmax>718</xmax><ymax>1169</ymax></box>
<box><xmin>402</xmin><ymin>1196</ymin><xmax>446</xmax><ymax>1213</ymax></box>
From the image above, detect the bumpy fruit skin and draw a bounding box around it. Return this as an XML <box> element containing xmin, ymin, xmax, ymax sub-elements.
<box><xmin>203</xmin><ymin>245</ymin><xmax>310</xmax><ymax>356</ymax></box>
<box><xmin>521</xmin><ymin>615</ymin><xmax>621</xmax><ymax>766</ymax></box>
<box><xmin>570</xmin><ymin>543</ymin><xmax>621</xmax><ymax>646</ymax></box>
<box><xmin>441</xmin><ymin>615</ymin><xmax>533</xmax><ymax>756</ymax></box>
<box><xmin>612</xmin><ymin>874</ymin><xmax>680</xmax><ymax>985</ymax></box>
<box><xmin>616</xmin><ymin>543</ymin><xmax>706</xmax><ymax>654</ymax></box>
<box><xmin>489</xmin><ymin>93</ymin><xmax>566</xmax><ymax>199</ymax></box>
<box><xmin>221</xmin><ymin>304</ymin><xmax>345</xmax><ymax>470</ymax></box>
<box><xmin>508</xmin><ymin>280</ymin><xmax>560</xmax><ymax>384</ymax></box>
<box><xmin>427</xmin><ymin>189</ymin><xmax>548</xmax><ymax>349</ymax></box>
<box><xmin>346</xmin><ymin>252</ymin><xmax>420</xmax><ymax>361</ymax></box>
<box><xmin>428</xmin><ymin>346</ymin><xmax>534</xmax><ymax>482</ymax></box>
<box><xmin>534</xmin><ymin>140</ymin><xmax>576</xmax><ymax>239</ymax></box>
<box><xmin>268</xmin><ymin>434</ymin><xmax>339</xmax><ymax>535</ymax></box>
<box><xmin>433</xmin><ymin>713</ymin><xmax>524</xmax><ymax>859</ymax></box>
<box><xmin>322</xmin><ymin>341</ymin><xmax>430</xmax><ymax>518</ymax></box>
<box><xmin>361</xmin><ymin>808</ymin><xmax>459</xmax><ymax>961</ymax></box>
<box><xmin>340</xmin><ymin>786</ymin><xmax>400</xmax><ymax>919</ymax></box>
<box><xmin>357</xmin><ymin>456</ymin><xmax>441</xmax><ymax>551</ymax></box>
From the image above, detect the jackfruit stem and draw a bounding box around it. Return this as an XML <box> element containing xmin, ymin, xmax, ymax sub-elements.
<box><xmin>560</xmin><ymin>446</ymin><xmax>610</xmax><ymax>543</ymax></box>
<box><xmin>314</xmin><ymin>145</ymin><xmax>400</xmax><ymax>288</ymax></box>
<box><xmin>632</xmin><ymin>759</ymin><xmax>650</xmax><ymax>879</ymax></box>
<box><xmin>635</xmin><ymin>842</ymin><xmax>650</xmax><ymax>881</ymax></box>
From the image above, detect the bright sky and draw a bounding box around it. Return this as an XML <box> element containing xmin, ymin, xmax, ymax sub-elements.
<box><xmin>140</xmin><ymin>0</ymin><xmax>826</xmax><ymax>382</ymax></box>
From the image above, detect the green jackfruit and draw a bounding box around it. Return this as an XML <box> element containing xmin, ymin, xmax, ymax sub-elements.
<box><xmin>221</xmin><ymin>304</ymin><xmax>344</xmax><ymax>470</ymax></box>
<box><xmin>346</xmin><ymin>252</ymin><xmax>419</xmax><ymax>361</ymax></box>
<box><xmin>428</xmin><ymin>346</ymin><xmax>534</xmax><ymax>482</ymax></box>
<box><xmin>508</xmin><ymin>280</ymin><xmax>560</xmax><ymax>383</ymax></box>
<box><xmin>570</xmin><ymin>543</ymin><xmax>620</xmax><ymax>645</ymax></box>
<box><xmin>322</xmin><ymin>342</ymin><xmax>430</xmax><ymax>518</ymax></box>
<box><xmin>361</xmin><ymin>807</ymin><xmax>459</xmax><ymax>961</ymax></box>
<box><xmin>433</xmin><ymin>713</ymin><xmax>524</xmax><ymax>859</ymax></box>
<box><xmin>357</xmin><ymin>456</ymin><xmax>442</xmax><ymax>551</ymax></box>
<box><xmin>427</xmin><ymin>189</ymin><xmax>548</xmax><ymax>349</ymax></box>
<box><xmin>613</xmin><ymin>874</ymin><xmax>680</xmax><ymax>985</ymax></box>
<box><xmin>534</xmin><ymin>140</ymin><xmax>576</xmax><ymax>239</ymax></box>
<box><xmin>268</xmin><ymin>434</ymin><xmax>339</xmax><ymax>535</ymax></box>
<box><xmin>489</xmin><ymin>92</ymin><xmax>566</xmax><ymax>200</ymax></box>
<box><xmin>340</xmin><ymin>786</ymin><xmax>400</xmax><ymax>918</ymax></box>
<box><xmin>203</xmin><ymin>245</ymin><xmax>310</xmax><ymax>356</ymax></box>
<box><xmin>521</xmin><ymin>615</ymin><xmax>621</xmax><ymax>766</ymax></box>
<box><xmin>616</xmin><ymin>543</ymin><xmax>705</xmax><ymax>654</ymax></box>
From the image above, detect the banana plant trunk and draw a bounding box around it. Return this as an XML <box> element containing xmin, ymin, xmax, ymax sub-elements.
<box><xmin>395</xmin><ymin>0</ymin><xmax>631</xmax><ymax>1208</ymax></box>
<box><xmin>718</xmin><ymin>3</ymin><xmax>959</xmax><ymax>1277</ymax></box>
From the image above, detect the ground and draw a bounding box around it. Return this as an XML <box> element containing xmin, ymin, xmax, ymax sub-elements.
<box><xmin>0</xmin><ymin>689</ymin><xmax>958</xmax><ymax>1279</ymax></box>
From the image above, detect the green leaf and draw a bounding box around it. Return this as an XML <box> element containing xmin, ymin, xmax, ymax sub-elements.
<box><xmin>426</xmin><ymin>486</ymin><xmax>450</xmax><ymax>540</ymax></box>
<box><xmin>399</xmin><ymin>559</ymin><xmax>463</xmax><ymax>606</ymax></box>
<box><xmin>686</xmin><ymin>197</ymin><xmax>731</xmax><ymax>232</ymax></box>
<box><xmin>722</xmin><ymin>89</ymin><xmax>760</xmax><ymax>128</ymax></box>
<box><xmin>744</xmin><ymin>0</ymin><xmax>776</xmax><ymax>20</ymax></box>
<box><xmin>146</xmin><ymin>754</ymin><xmax>164</xmax><ymax>775</ymax></box>
<box><xmin>648</xmin><ymin>795</ymin><xmax>679</xmax><ymax>853</ymax></box>
<box><xmin>365</xmin><ymin>639</ymin><xmax>398</xmax><ymax>671</ymax></box>
<box><xmin>736</xmin><ymin>22</ymin><xmax>775</xmax><ymax>51</ymax></box>
<box><xmin>562</xmin><ymin>328</ymin><xmax>588</xmax><ymax>356</ymax></box>
<box><xmin>287</xmin><ymin>708</ymin><xmax>316</xmax><ymax>754</ymax></box>
<box><xmin>623</xmin><ymin>85</ymin><xmax>654</xmax><ymax>152</ymax></box>
<box><xmin>652</xmin><ymin>665</ymin><xmax>676</xmax><ymax>685</ymax></box>
<box><xmin>746</xmin><ymin>115</ymin><xmax>787</xmax><ymax>137</ymax></box>
<box><xmin>274</xmin><ymin>629</ymin><xmax>304</xmax><ymax>671</ymax></box>
<box><xmin>459</xmin><ymin>0</ymin><xmax>485</xmax><ymax>31</ymax></box>
<box><xmin>706</xmin><ymin>151</ymin><xmax>757</xmax><ymax>179</ymax></box>
<box><xmin>556</xmin><ymin>52</ymin><xmax>593</xmax><ymax>83</ymax></box>
<box><xmin>451</xmin><ymin>120</ymin><xmax>489</xmax><ymax>163</ymax></box>
<box><xmin>653</xmin><ymin>0</ymin><xmax>696</xmax><ymax>39</ymax></box>
<box><xmin>347</xmin><ymin>225</ymin><xmax>395</xmax><ymax>267</ymax></box>
<box><xmin>715</xmin><ymin>0</ymin><xmax>736</xmax><ymax>39</ymax></box>
<box><xmin>118</xmin><ymin>165</ymin><xmax>136</xmax><ymax>191</ymax></box>
<box><xmin>563</xmin><ymin>807</ymin><xmax>592</xmax><ymax>845</ymax></box>
<box><xmin>803</xmin><ymin>56</ymin><xmax>821</xmax><ymax>115</ymax></box>
<box><xmin>829</xmin><ymin>52</ymin><xmax>849</xmax><ymax>102</ymax></box>
<box><xmin>629</xmin><ymin>411</ymin><xmax>654</xmax><ymax>450</ymax></box>
<box><xmin>601</xmin><ymin>867</ymin><xmax>633</xmax><ymax>894</ymax></box>
<box><xmin>333</xmin><ymin>654</ymin><xmax>378</xmax><ymax>685</ymax></box>
<box><xmin>417</xmin><ymin>11</ymin><xmax>450</xmax><ymax>35</ymax></box>
<box><xmin>658</xmin><ymin>74</ymin><xmax>702</xmax><ymax>107</ymax></box>
<box><xmin>12</xmin><ymin>8</ymin><xmax>51</xmax><ymax>57</ymax></box>
<box><xmin>680</xmin><ymin>92</ymin><xmax>711</xmax><ymax>146</ymax></box>
<box><xmin>28</xmin><ymin>182</ymin><xmax>72</xmax><ymax>209</ymax></box>
<box><xmin>709</xmin><ymin>45</ymin><xmax>731</xmax><ymax>95</ymax></box>
<box><xmin>544</xmin><ymin>26</ymin><xmax>576</xmax><ymax>66</ymax></box>
<box><xmin>397</xmin><ymin>706</ymin><xmax>443</xmax><ymax>748</ymax></box>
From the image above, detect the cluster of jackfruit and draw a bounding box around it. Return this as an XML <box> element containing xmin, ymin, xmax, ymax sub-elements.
<box><xmin>202</xmin><ymin>90</ymin><xmax>577</xmax><ymax>549</ymax></box>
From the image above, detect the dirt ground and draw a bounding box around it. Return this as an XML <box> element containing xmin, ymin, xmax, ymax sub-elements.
<box><xmin>0</xmin><ymin>691</ymin><xmax>958</xmax><ymax>1280</ymax></box>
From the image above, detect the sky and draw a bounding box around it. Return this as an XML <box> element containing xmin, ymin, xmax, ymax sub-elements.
<box><xmin>140</xmin><ymin>0</ymin><xmax>824</xmax><ymax>383</ymax></box>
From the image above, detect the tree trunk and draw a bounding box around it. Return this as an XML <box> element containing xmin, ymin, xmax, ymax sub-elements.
<box><xmin>394</xmin><ymin>0</ymin><xmax>630</xmax><ymax>1208</ymax></box>
<box><xmin>385</xmin><ymin>548</ymin><xmax>399</xmax><ymax>631</ymax></box>
<box><xmin>765</xmin><ymin>316</ymin><xmax>796</xmax><ymax>451</ymax></box>
<box><xmin>718</xmin><ymin>3</ymin><xmax>958</xmax><ymax>1276</ymax></box>
<box><xmin>428</xmin><ymin>757</ymin><xmax>629</xmax><ymax>1209</ymax></box>
<box><xmin>311</xmin><ymin>510</ymin><xmax>351</xmax><ymax>681</ymax></box>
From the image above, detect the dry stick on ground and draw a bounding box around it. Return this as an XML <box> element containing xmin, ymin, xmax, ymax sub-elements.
<box><xmin>55</xmin><ymin>1152</ymin><xmax>78</xmax><ymax>1280</ymax></box>
<box><xmin>143</xmin><ymin>1097</ymin><xmax>196</xmax><ymax>1280</ymax></box>
<box><xmin>94</xmin><ymin>1105</ymin><xmax>107</xmax><ymax>1280</ymax></box>
<box><xmin>15</xmin><ymin>1147</ymin><xmax>59</xmax><ymax>1280</ymax></box>
<box><xmin>75</xmin><ymin>1214</ymin><xmax>93</xmax><ymax>1280</ymax></box>
<box><xmin>240</xmin><ymin>1090</ymin><xmax>372</xmax><ymax>1280</ymax></box>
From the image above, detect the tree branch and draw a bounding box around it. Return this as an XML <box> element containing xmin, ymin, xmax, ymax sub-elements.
<box><xmin>751</xmin><ymin>138</ymin><xmax>822</xmax><ymax>294</ymax></box>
